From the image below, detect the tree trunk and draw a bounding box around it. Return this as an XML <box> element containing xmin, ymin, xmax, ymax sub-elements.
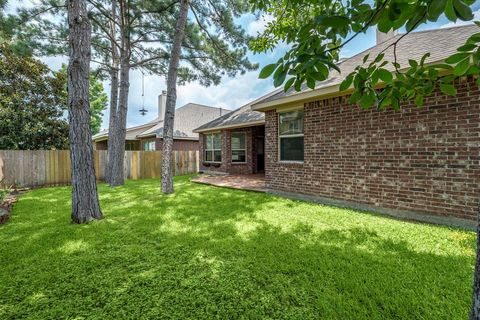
<box><xmin>471</xmin><ymin>204</ymin><xmax>480</xmax><ymax>319</ymax></box>
<box><xmin>67</xmin><ymin>0</ymin><xmax>103</xmax><ymax>223</ymax></box>
<box><xmin>107</xmin><ymin>57</ymin><xmax>129</xmax><ymax>186</ymax></box>
<box><xmin>105</xmin><ymin>0</ymin><xmax>119</xmax><ymax>184</ymax></box>
<box><xmin>161</xmin><ymin>0</ymin><xmax>189</xmax><ymax>194</ymax></box>
<box><xmin>105</xmin><ymin>67</ymin><xmax>119</xmax><ymax>184</ymax></box>
<box><xmin>106</xmin><ymin>0</ymin><xmax>130</xmax><ymax>187</ymax></box>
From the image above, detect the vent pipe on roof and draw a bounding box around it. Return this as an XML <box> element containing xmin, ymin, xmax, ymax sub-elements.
<box><xmin>376</xmin><ymin>28</ymin><xmax>397</xmax><ymax>44</ymax></box>
<box><xmin>158</xmin><ymin>90</ymin><xmax>167</xmax><ymax>121</ymax></box>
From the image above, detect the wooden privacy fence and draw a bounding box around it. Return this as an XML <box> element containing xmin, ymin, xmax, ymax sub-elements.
<box><xmin>0</xmin><ymin>150</ymin><xmax>199</xmax><ymax>188</ymax></box>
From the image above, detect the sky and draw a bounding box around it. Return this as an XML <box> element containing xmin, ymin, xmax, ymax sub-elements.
<box><xmin>6</xmin><ymin>1</ymin><xmax>480</xmax><ymax>129</ymax></box>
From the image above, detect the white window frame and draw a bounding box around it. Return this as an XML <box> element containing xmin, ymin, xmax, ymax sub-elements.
<box><xmin>204</xmin><ymin>132</ymin><xmax>222</xmax><ymax>163</ymax></box>
<box><xmin>143</xmin><ymin>140</ymin><xmax>156</xmax><ymax>151</ymax></box>
<box><xmin>278</xmin><ymin>110</ymin><xmax>304</xmax><ymax>163</ymax></box>
<box><xmin>231</xmin><ymin>132</ymin><xmax>247</xmax><ymax>164</ymax></box>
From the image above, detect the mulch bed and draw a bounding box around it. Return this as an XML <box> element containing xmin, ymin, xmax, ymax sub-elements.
<box><xmin>0</xmin><ymin>191</ymin><xmax>19</xmax><ymax>225</ymax></box>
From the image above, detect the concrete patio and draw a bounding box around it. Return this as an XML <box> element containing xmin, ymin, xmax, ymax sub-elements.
<box><xmin>192</xmin><ymin>173</ymin><xmax>266</xmax><ymax>192</ymax></box>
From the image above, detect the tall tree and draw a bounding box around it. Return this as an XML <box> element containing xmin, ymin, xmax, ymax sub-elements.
<box><xmin>251</xmin><ymin>0</ymin><xmax>480</xmax><ymax>318</ymax></box>
<box><xmin>161</xmin><ymin>0</ymin><xmax>189</xmax><ymax>194</ymax></box>
<box><xmin>160</xmin><ymin>0</ymin><xmax>258</xmax><ymax>193</ymax></box>
<box><xmin>67</xmin><ymin>0</ymin><xmax>102</xmax><ymax>223</ymax></box>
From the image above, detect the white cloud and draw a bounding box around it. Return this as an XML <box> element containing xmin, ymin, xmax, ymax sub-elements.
<box><xmin>441</xmin><ymin>9</ymin><xmax>480</xmax><ymax>28</ymax></box>
<box><xmin>248</xmin><ymin>14</ymin><xmax>274</xmax><ymax>35</ymax></box>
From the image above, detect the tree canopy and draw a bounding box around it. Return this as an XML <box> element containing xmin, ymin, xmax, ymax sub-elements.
<box><xmin>0</xmin><ymin>44</ymin><xmax>69</xmax><ymax>150</ymax></box>
<box><xmin>252</xmin><ymin>0</ymin><xmax>480</xmax><ymax>110</ymax></box>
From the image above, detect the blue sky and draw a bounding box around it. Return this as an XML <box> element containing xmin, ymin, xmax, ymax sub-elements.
<box><xmin>6</xmin><ymin>1</ymin><xmax>480</xmax><ymax>129</ymax></box>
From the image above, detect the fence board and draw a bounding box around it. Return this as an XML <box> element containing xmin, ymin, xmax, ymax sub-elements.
<box><xmin>0</xmin><ymin>150</ymin><xmax>198</xmax><ymax>188</ymax></box>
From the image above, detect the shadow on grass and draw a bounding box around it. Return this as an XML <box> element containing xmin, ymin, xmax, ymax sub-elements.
<box><xmin>0</xmin><ymin>176</ymin><xmax>475</xmax><ymax>319</ymax></box>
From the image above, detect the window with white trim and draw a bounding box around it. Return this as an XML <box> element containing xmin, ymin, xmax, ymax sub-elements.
<box><xmin>231</xmin><ymin>132</ymin><xmax>246</xmax><ymax>163</ymax></box>
<box><xmin>204</xmin><ymin>133</ymin><xmax>222</xmax><ymax>162</ymax></box>
<box><xmin>143</xmin><ymin>140</ymin><xmax>155</xmax><ymax>151</ymax></box>
<box><xmin>279</xmin><ymin>110</ymin><xmax>304</xmax><ymax>162</ymax></box>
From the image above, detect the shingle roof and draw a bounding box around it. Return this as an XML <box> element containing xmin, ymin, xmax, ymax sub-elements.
<box><xmin>193</xmin><ymin>88</ymin><xmax>285</xmax><ymax>132</ymax></box>
<box><xmin>193</xmin><ymin>104</ymin><xmax>265</xmax><ymax>132</ymax></box>
<box><xmin>93</xmin><ymin>103</ymin><xmax>229</xmax><ymax>141</ymax></box>
<box><xmin>255</xmin><ymin>24</ymin><xmax>479</xmax><ymax>105</ymax></box>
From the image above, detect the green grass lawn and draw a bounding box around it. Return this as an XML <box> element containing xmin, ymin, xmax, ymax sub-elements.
<box><xmin>0</xmin><ymin>176</ymin><xmax>476</xmax><ymax>319</ymax></box>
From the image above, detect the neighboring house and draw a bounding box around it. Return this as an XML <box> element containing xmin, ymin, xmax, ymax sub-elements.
<box><xmin>93</xmin><ymin>91</ymin><xmax>229</xmax><ymax>151</ymax></box>
<box><xmin>194</xmin><ymin>25</ymin><xmax>480</xmax><ymax>224</ymax></box>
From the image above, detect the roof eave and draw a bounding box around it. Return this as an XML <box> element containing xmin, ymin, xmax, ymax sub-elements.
<box><xmin>251</xmin><ymin>84</ymin><xmax>344</xmax><ymax>112</ymax></box>
<box><xmin>252</xmin><ymin>59</ymin><xmax>451</xmax><ymax>112</ymax></box>
<box><xmin>193</xmin><ymin>119</ymin><xmax>265</xmax><ymax>133</ymax></box>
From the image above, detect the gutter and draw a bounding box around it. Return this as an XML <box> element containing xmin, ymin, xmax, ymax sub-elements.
<box><xmin>193</xmin><ymin>119</ymin><xmax>265</xmax><ymax>134</ymax></box>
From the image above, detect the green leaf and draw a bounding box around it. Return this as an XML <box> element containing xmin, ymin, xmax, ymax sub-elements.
<box><xmin>259</xmin><ymin>64</ymin><xmax>277</xmax><ymax>79</ymax></box>
<box><xmin>315</xmin><ymin>15</ymin><xmax>350</xmax><ymax>28</ymax></box>
<box><xmin>306</xmin><ymin>76</ymin><xmax>316</xmax><ymax>90</ymax></box>
<box><xmin>273</xmin><ymin>66</ymin><xmax>287</xmax><ymax>87</ymax></box>
<box><xmin>415</xmin><ymin>95</ymin><xmax>424</xmax><ymax>107</ymax></box>
<box><xmin>428</xmin><ymin>0</ymin><xmax>447</xmax><ymax>20</ymax></box>
<box><xmin>284</xmin><ymin>77</ymin><xmax>295</xmax><ymax>92</ymax></box>
<box><xmin>339</xmin><ymin>74</ymin><xmax>354</xmax><ymax>91</ymax></box>
<box><xmin>467</xmin><ymin>32</ymin><xmax>480</xmax><ymax>44</ymax></box>
<box><xmin>445</xmin><ymin>52</ymin><xmax>470</xmax><ymax>63</ymax></box>
<box><xmin>374</xmin><ymin>53</ymin><xmax>385</xmax><ymax>63</ymax></box>
<box><xmin>349</xmin><ymin>92</ymin><xmax>360</xmax><ymax>105</ymax></box>
<box><xmin>362</xmin><ymin>54</ymin><xmax>369</xmax><ymax>64</ymax></box>
<box><xmin>359</xmin><ymin>93</ymin><xmax>375</xmax><ymax>109</ymax></box>
<box><xmin>453</xmin><ymin>0</ymin><xmax>474</xmax><ymax>21</ymax></box>
<box><xmin>445</xmin><ymin>0</ymin><xmax>457</xmax><ymax>21</ymax></box>
<box><xmin>440</xmin><ymin>83</ymin><xmax>457</xmax><ymax>96</ymax></box>
<box><xmin>377</xmin><ymin>68</ymin><xmax>393</xmax><ymax>83</ymax></box>
<box><xmin>457</xmin><ymin>43</ymin><xmax>476</xmax><ymax>52</ymax></box>
<box><xmin>454</xmin><ymin>57</ymin><xmax>470</xmax><ymax>75</ymax></box>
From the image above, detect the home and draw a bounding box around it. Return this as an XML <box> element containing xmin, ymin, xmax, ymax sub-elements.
<box><xmin>93</xmin><ymin>91</ymin><xmax>229</xmax><ymax>151</ymax></box>
<box><xmin>194</xmin><ymin>25</ymin><xmax>480</xmax><ymax>226</ymax></box>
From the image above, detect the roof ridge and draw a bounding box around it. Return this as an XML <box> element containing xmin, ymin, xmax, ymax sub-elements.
<box><xmin>180</xmin><ymin>102</ymin><xmax>229</xmax><ymax>111</ymax></box>
<box><xmin>338</xmin><ymin>24</ymin><xmax>478</xmax><ymax>68</ymax></box>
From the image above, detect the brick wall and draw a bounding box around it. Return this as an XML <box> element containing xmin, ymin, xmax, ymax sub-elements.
<box><xmin>199</xmin><ymin>126</ymin><xmax>265</xmax><ymax>175</ymax></box>
<box><xmin>94</xmin><ymin>141</ymin><xmax>108</xmax><ymax>150</ymax></box>
<box><xmin>154</xmin><ymin>138</ymin><xmax>198</xmax><ymax>151</ymax></box>
<box><xmin>265</xmin><ymin>77</ymin><xmax>480</xmax><ymax>221</ymax></box>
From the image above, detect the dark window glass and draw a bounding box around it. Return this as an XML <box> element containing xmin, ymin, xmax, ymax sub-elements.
<box><xmin>280</xmin><ymin>137</ymin><xmax>304</xmax><ymax>161</ymax></box>
<box><xmin>205</xmin><ymin>150</ymin><xmax>212</xmax><ymax>162</ymax></box>
<box><xmin>214</xmin><ymin>150</ymin><xmax>222</xmax><ymax>162</ymax></box>
<box><xmin>232</xmin><ymin>150</ymin><xmax>246</xmax><ymax>163</ymax></box>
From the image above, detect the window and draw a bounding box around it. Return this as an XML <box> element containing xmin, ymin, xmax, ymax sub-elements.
<box><xmin>125</xmin><ymin>141</ymin><xmax>137</xmax><ymax>151</ymax></box>
<box><xmin>204</xmin><ymin>133</ymin><xmax>222</xmax><ymax>162</ymax></box>
<box><xmin>279</xmin><ymin>110</ymin><xmax>304</xmax><ymax>162</ymax></box>
<box><xmin>143</xmin><ymin>140</ymin><xmax>155</xmax><ymax>151</ymax></box>
<box><xmin>231</xmin><ymin>132</ymin><xmax>246</xmax><ymax>163</ymax></box>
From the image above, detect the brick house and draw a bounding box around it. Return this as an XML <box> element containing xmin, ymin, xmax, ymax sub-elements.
<box><xmin>93</xmin><ymin>91</ymin><xmax>229</xmax><ymax>151</ymax></box>
<box><xmin>194</xmin><ymin>25</ymin><xmax>480</xmax><ymax>226</ymax></box>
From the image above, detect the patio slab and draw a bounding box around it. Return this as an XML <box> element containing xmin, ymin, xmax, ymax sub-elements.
<box><xmin>192</xmin><ymin>174</ymin><xmax>266</xmax><ymax>192</ymax></box>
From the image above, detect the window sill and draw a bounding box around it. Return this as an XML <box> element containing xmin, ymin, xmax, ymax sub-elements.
<box><xmin>231</xmin><ymin>162</ymin><xmax>247</xmax><ymax>165</ymax></box>
<box><xmin>278</xmin><ymin>160</ymin><xmax>304</xmax><ymax>164</ymax></box>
